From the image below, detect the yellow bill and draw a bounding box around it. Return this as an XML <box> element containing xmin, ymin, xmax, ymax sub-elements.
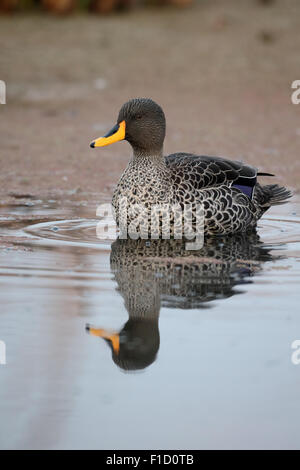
<box><xmin>87</xmin><ymin>325</ymin><xmax>120</xmax><ymax>354</ymax></box>
<box><xmin>90</xmin><ymin>120</ymin><xmax>126</xmax><ymax>148</ymax></box>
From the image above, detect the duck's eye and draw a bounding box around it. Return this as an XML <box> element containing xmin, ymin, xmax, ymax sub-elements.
<box><xmin>135</xmin><ymin>114</ymin><xmax>143</xmax><ymax>120</ymax></box>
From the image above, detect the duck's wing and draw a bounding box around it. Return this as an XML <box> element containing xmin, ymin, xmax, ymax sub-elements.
<box><xmin>165</xmin><ymin>153</ymin><xmax>258</xmax><ymax>190</ymax></box>
<box><xmin>165</xmin><ymin>153</ymin><xmax>264</xmax><ymax>200</ymax></box>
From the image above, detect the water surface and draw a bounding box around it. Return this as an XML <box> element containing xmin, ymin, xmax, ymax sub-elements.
<box><xmin>0</xmin><ymin>193</ymin><xmax>299</xmax><ymax>450</ymax></box>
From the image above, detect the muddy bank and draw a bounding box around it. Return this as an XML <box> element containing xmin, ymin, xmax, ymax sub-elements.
<box><xmin>1</xmin><ymin>0</ymin><xmax>300</xmax><ymax>203</ymax></box>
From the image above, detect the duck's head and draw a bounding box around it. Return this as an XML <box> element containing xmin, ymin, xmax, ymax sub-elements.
<box><xmin>86</xmin><ymin>319</ymin><xmax>159</xmax><ymax>371</ymax></box>
<box><xmin>90</xmin><ymin>98</ymin><xmax>166</xmax><ymax>155</ymax></box>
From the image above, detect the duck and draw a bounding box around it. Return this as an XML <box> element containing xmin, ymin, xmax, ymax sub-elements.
<box><xmin>90</xmin><ymin>98</ymin><xmax>292</xmax><ymax>236</ymax></box>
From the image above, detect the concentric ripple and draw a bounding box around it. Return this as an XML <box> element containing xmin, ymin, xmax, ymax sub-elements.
<box><xmin>24</xmin><ymin>217</ymin><xmax>117</xmax><ymax>249</ymax></box>
<box><xmin>21</xmin><ymin>212</ymin><xmax>300</xmax><ymax>253</ymax></box>
<box><xmin>0</xmin><ymin>196</ymin><xmax>299</xmax><ymax>253</ymax></box>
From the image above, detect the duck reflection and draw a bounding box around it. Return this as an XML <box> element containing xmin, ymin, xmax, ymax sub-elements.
<box><xmin>87</xmin><ymin>234</ymin><xmax>273</xmax><ymax>371</ymax></box>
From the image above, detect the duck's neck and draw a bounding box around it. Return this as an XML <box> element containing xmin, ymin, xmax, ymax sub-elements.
<box><xmin>132</xmin><ymin>147</ymin><xmax>166</xmax><ymax>168</ymax></box>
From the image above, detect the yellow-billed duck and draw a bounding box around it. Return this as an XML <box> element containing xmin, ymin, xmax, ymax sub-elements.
<box><xmin>90</xmin><ymin>98</ymin><xmax>291</xmax><ymax>236</ymax></box>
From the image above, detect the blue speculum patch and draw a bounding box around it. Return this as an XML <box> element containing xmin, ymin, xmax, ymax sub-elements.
<box><xmin>232</xmin><ymin>183</ymin><xmax>254</xmax><ymax>199</ymax></box>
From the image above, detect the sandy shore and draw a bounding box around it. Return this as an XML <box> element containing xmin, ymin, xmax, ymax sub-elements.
<box><xmin>1</xmin><ymin>0</ymin><xmax>300</xmax><ymax>202</ymax></box>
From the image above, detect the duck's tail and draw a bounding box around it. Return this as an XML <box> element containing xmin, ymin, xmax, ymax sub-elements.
<box><xmin>259</xmin><ymin>184</ymin><xmax>293</xmax><ymax>208</ymax></box>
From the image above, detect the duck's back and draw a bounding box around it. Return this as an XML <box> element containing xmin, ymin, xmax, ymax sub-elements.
<box><xmin>165</xmin><ymin>153</ymin><xmax>291</xmax><ymax>234</ymax></box>
<box><xmin>166</xmin><ymin>153</ymin><xmax>257</xmax><ymax>196</ymax></box>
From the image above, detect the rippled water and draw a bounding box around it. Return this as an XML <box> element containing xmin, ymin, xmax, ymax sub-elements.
<box><xmin>0</xmin><ymin>193</ymin><xmax>300</xmax><ymax>449</ymax></box>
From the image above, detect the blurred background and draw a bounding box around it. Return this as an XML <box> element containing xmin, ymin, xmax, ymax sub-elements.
<box><xmin>1</xmin><ymin>0</ymin><xmax>300</xmax><ymax>450</ymax></box>
<box><xmin>0</xmin><ymin>0</ymin><xmax>299</xmax><ymax>200</ymax></box>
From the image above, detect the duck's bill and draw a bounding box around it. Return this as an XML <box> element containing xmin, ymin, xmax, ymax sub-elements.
<box><xmin>86</xmin><ymin>325</ymin><xmax>120</xmax><ymax>354</ymax></box>
<box><xmin>90</xmin><ymin>120</ymin><xmax>126</xmax><ymax>148</ymax></box>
